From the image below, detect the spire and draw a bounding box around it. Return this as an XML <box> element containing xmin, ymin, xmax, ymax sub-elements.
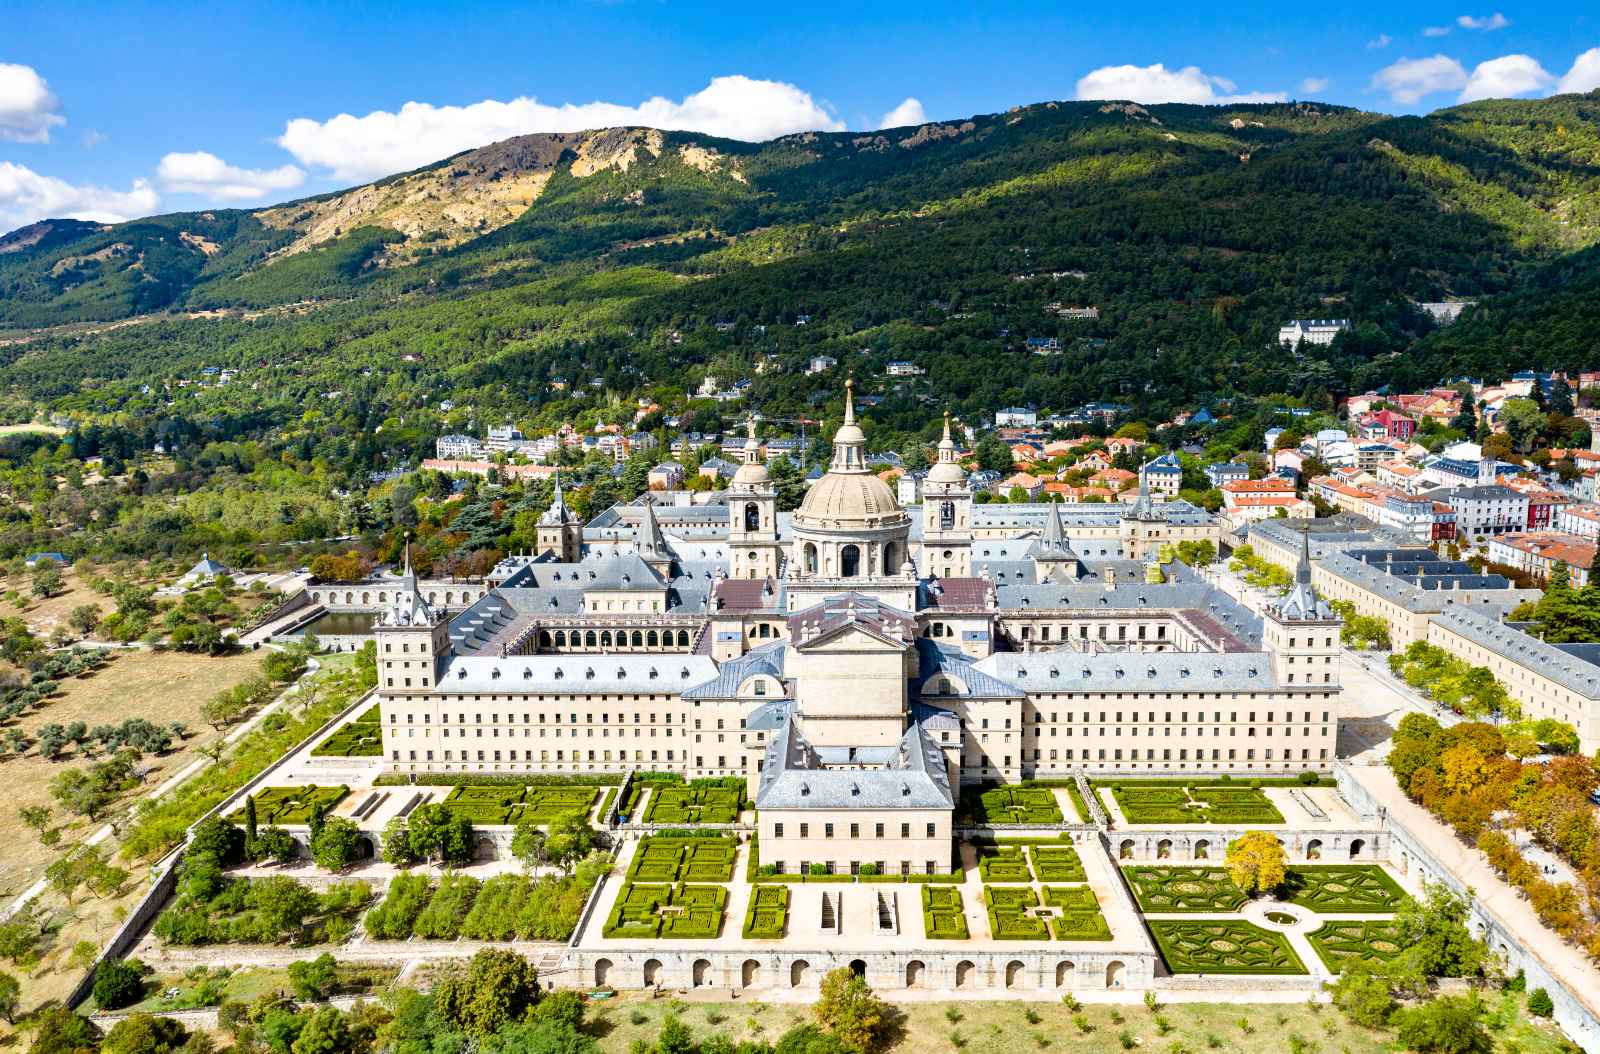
<box><xmin>1273</xmin><ymin>527</ymin><xmax>1330</xmax><ymax>621</ymax></box>
<box><xmin>384</xmin><ymin>534</ymin><xmax>436</xmax><ymax>627</ymax></box>
<box><xmin>928</xmin><ymin>409</ymin><xmax>967</xmax><ymax>485</ymax></box>
<box><xmin>842</xmin><ymin>377</ymin><xmax>856</xmax><ymax>427</ymax></box>
<box><xmin>1295</xmin><ymin>528</ymin><xmax>1312</xmax><ymax>586</ymax></box>
<box><xmin>539</xmin><ymin>470</ymin><xmax>576</xmax><ymax>526</ymax></box>
<box><xmin>635</xmin><ymin>496</ymin><xmax>675</xmax><ymax>563</ymax></box>
<box><xmin>744</xmin><ymin>414</ymin><xmax>760</xmax><ymax>463</ymax></box>
<box><xmin>828</xmin><ymin>377</ymin><xmax>867</xmax><ymax>472</ymax></box>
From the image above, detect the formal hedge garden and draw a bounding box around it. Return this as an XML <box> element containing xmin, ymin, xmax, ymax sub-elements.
<box><xmin>1282</xmin><ymin>865</ymin><xmax>1406</xmax><ymax>913</ymax></box>
<box><xmin>1030</xmin><ymin>844</ymin><xmax>1087</xmax><ymax>882</ymax></box>
<box><xmin>603</xmin><ymin>883</ymin><xmax>727</xmax><ymax>939</ymax></box>
<box><xmin>1148</xmin><ymin>920</ymin><xmax>1307</xmax><ymax>975</ymax></box>
<box><xmin>742</xmin><ymin>884</ymin><xmax>789</xmax><ymax>939</ymax></box>
<box><xmin>311</xmin><ymin>705</ymin><xmax>382</xmax><ymax>757</ymax></box>
<box><xmin>628</xmin><ymin>834</ymin><xmax>737</xmax><ymax>884</ymax></box>
<box><xmin>1107</xmin><ymin>783</ymin><xmax>1284</xmax><ymax>825</ymax></box>
<box><xmin>986</xmin><ymin>886</ymin><xmax>1049</xmax><ymax>941</ymax></box>
<box><xmin>1043</xmin><ymin>885</ymin><xmax>1112</xmax><ymax>941</ymax></box>
<box><xmin>229</xmin><ymin>785</ymin><xmax>349</xmax><ymax>825</ymax></box>
<box><xmin>642</xmin><ymin>784</ymin><xmax>743</xmax><ymax>824</ymax></box>
<box><xmin>977</xmin><ymin>844</ymin><xmax>1034</xmax><ymax>883</ymax></box>
<box><xmin>962</xmin><ymin>785</ymin><xmax>1064</xmax><ymax>825</ymax></box>
<box><xmin>1124</xmin><ymin>867</ymin><xmax>1249</xmax><ymax>913</ymax></box>
<box><xmin>437</xmin><ymin>783</ymin><xmax>597</xmax><ymax>826</ymax></box>
<box><xmin>923</xmin><ymin>886</ymin><xmax>969</xmax><ymax>940</ymax></box>
<box><xmin>1307</xmin><ymin>920</ymin><xmax>1408</xmax><ymax>972</ymax></box>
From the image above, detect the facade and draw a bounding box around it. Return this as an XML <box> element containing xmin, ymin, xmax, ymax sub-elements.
<box><xmin>1138</xmin><ymin>453</ymin><xmax>1183</xmax><ymax>498</ymax></box>
<box><xmin>1277</xmin><ymin>319</ymin><xmax>1351</xmax><ymax>346</ymax></box>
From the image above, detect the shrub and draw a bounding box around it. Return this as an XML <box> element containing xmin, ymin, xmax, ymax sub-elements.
<box><xmin>93</xmin><ymin>957</ymin><xmax>146</xmax><ymax>1010</ymax></box>
<box><xmin>1527</xmin><ymin>988</ymin><xmax>1553</xmax><ymax>1017</ymax></box>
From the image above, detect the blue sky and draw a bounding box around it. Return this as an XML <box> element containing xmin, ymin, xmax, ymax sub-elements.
<box><xmin>2</xmin><ymin>0</ymin><xmax>1598</xmax><ymax>230</ymax></box>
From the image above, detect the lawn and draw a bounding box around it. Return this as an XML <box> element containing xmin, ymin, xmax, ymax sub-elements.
<box><xmin>1108</xmin><ymin>783</ymin><xmax>1284</xmax><ymax>825</ymax></box>
<box><xmin>1282</xmin><ymin>865</ymin><xmax>1406</xmax><ymax>913</ymax></box>
<box><xmin>311</xmin><ymin>704</ymin><xmax>382</xmax><ymax>756</ymax></box>
<box><xmin>642</xmin><ymin>784</ymin><xmax>742</xmax><ymax>824</ymax></box>
<box><xmin>584</xmin><ymin>993</ymin><xmax>1574</xmax><ymax>1054</ymax></box>
<box><xmin>1124</xmin><ymin>866</ymin><xmax>1249</xmax><ymax>913</ymax></box>
<box><xmin>230</xmin><ymin>784</ymin><xmax>350</xmax><ymax>824</ymax></box>
<box><xmin>1307</xmin><ymin>919</ymin><xmax>1409</xmax><ymax>972</ymax></box>
<box><xmin>961</xmin><ymin>785</ymin><xmax>1064</xmax><ymax>825</ymax></box>
<box><xmin>1148</xmin><ymin>919</ymin><xmax>1308</xmax><ymax>975</ymax></box>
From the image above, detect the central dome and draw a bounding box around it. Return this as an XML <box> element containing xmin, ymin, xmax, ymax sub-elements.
<box><xmin>794</xmin><ymin>379</ymin><xmax>909</xmax><ymax>530</ymax></box>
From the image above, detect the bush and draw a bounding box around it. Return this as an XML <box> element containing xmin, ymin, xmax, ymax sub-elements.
<box><xmin>1527</xmin><ymin>988</ymin><xmax>1553</xmax><ymax>1017</ymax></box>
<box><xmin>93</xmin><ymin>957</ymin><xmax>146</xmax><ymax>1010</ymax></box>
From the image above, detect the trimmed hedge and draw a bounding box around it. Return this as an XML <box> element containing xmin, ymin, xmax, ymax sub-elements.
<box><xmin>603</xmin><ymin>882</ymin><xmax>728</xmax><ymax>940</ymax></box>
<box><xmin>1030</xmin><ymin>845</ymin><xmax>1087</xmax><ymax>882</ymax></box>
<box><xmin>1042</xmin><ymin>886</ymin><xmax>1111</xmax><ymax>941</ymax></box>
<box><xmin>985</xmin><ymin>886</ymin><xmax>1048</xmax><ymax>940</ymax></box>
<box><xmin>960</xmin><ymin>785</ymin><xmax>1064</xmax><ymax>825</ymax></box>
<box><xmin>436</xmin><ymin>783</ymin><xmax>597</xmax><ymax>826</ymax></box>
<box><xmin>1108</xmin><ymin>783</ymin><xmax>1285</xmax><ymax>825</ymax></box>
<box><xmin>1148</xmin><ymin>919</ymin><xmax>1307</xmax><ymax>975</ymax></box>
<box><xmin>1307</xmin><ymin>920</ymin><xmax>1408</xmax><ymax>972</ymax></box>
<box><xmin>1124</xmin><ymin>866</ymin><xmax>1249</xmax><ymax>913</ymax></box>
<box><xmin>1283</xmin><ymin>865</ymin><xmax>1406</xmax><ymax>914</ymax></box>
<box><xmin>628</xmin><ymin>834</ymin><xmax>737</xmax><ymax>883</ymax></box>
<box><xmin>642</xmin><ymin>784</ymin><xmax>743</xmax><ymax>824</ymax></box>
<box><xmin>742</xmin><ymin>884</ymin><xmax>789</xmax><ymax>939</ymax></box>
<box><xmin>923</xmin><ymin>886</ymin><xmax>969</xmax><ymax>940</ymax></box>
<box><xmin>374</xmin><ymin>773</ymin><xmax>623</xmax><ymax>787</ymax></box>
<box><xmin>229</xmin><ymin>785</ymin><xmax>349</xmax><ymax>825</ymax></box>
<box><xmin>311</xmin><ymin>705</ymin><xmax>383</xmax><ymax>757</ymax></box>
<box><xmin>976</xmin><ymin>845</ymin><xmax>1033</xmax><ymax>883</ymax></box>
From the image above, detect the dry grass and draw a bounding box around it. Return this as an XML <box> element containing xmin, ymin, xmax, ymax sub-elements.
<box><xmin>585</xmin><ymin>993</ymin><xmax>1574</xmax><ymax>1054</ymax></box>
<box><xmin>0</xmin><ymin>571</ymin><xmax>114</xmax><ymax>634</ymax></box>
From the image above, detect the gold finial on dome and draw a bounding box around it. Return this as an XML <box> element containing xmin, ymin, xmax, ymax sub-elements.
<box><xmin>843</xmin><ymin>377</ymin><xmax>856</xmax><ymax>425</ymax></box>
<box><xmin>941</xmin><ymin>410</ymin><xmax>952</xmax><ymax>443</ymax></box>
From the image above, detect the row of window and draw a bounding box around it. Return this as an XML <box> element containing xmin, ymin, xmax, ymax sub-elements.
<box><xmin>965</xmin><ymin>747</ymin><xmax>1331</xmax><ymax>765</ymax></box>
<box><xmin>772</xmin><ymin>860</ymin><xmax>939</xmax><ymax>875</ymax></box>
<box><xmin>772</xmin><ymin>822</ymin><xmax>938</xmax><ymax>839</ymax></box>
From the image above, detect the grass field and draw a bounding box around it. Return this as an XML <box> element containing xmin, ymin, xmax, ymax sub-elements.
<box><xmin>582</xmin><ymin>993</ymin><xmax>1576</xmax><ymax>1054</ymax></box>
<box><xmin>0</xmin><ymin>570</ymin><xmax>114</xmax><ymax>634</ymax></box>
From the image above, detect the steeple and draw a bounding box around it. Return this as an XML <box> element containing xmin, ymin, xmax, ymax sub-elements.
<box><xmin>635</xmin><ymin>497</ymin><xmax>676</xmax><ymax>566</ymax></box>
<box><xmin>539</xmin><ymin>470</ymin><xmax>577</xmax><ymax>526</ymax></box>
<box><xmin>829</xmin><ymin>378</ymin><xmax>867</xmax><ymax>473</ymax></box>
<box><xmin>1028</xmin><ymin>500</ymin><xmax>1084</xmax><ymax>581</ymax></box>
<box><xmin>384</xmin><ymin>537</ymin><xmax>437</xmax><ymax>627</ymax></box>
<box><xmin>732</xmin><ymin>414</ymin><xmax>771</xmax><ymax>487</ymax></box>
<box><xmin>927</xmin><ymin>410</ymin><xmax>966</xmax><ymax>485</ymax></box>
<box><xmin>1272</xmin><ymin>529</ymin><xmax>1331</xmax><ymax>621</ymax></box>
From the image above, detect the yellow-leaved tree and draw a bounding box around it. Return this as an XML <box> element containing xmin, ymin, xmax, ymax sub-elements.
<box><xmin>1227</xmin><ymin>830</ymin><xmax>1287</xmax><ymax>895</ymax></box>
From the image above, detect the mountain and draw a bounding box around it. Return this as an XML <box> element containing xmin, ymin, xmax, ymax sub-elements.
<box><xmin>2</xmin><ymin>93</ymin><xmax>1599</xmax><ymax>423</ymax></box>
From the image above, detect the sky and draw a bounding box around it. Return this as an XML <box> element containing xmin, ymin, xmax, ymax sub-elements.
<box><xmin>3</xmin><ymin>0</ymin><xmax>1599</xmax><ymax>231</ymax></box>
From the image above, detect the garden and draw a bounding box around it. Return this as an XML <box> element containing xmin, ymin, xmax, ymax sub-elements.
<box><xmin>1030</xmin><ymin>844</ymin><xmax>1087</xmax><ymax>882</ymax></box>
<box><xmin>1307</xmin><ymin>919</ymin><xmax>1409</xmax><ymax>973</ymax></box>
<box><xmin>1124</xmin><ymin>867</ymin><xmax>1249</xmax><ymax>913</ymax></box>
<box><xmin>922</xmin><ymin>886</ymin><xmax>969</xmax><ymax>940</ymax></box>
<box><xmin>310</xmin><ymin>705</ymin><xmax>382</xmax><ymax>757</ymax></box>
<box><xmin>1043</xmin><ymin>885</ymin><xmax>1112</xmax><ymax>941</ymax></box>
<box><xmin>154</xmin><ymin>874</ymin><xmax>372</xmax><ymax>946</ymax></box>
<box><xmin>642</xmin><ymin>783</ymin><xmax>743</xmax><ymax>824</ymax></box>
<box><xmin>229</xmin><ymin>785</ymin><xmax>349</xmax><ymax>825</ymax></box>
<box><xmin>976</xmin><ymin>844</ymin><xmax>1033</xmax><ymax>883</ymax></box>
<box><xmin>1282</xmin><ymin>865</ymin><xmax>1406</xmax><ymax>914</ymax></box>
<box><xmin>985</xmin><ymin>886</ymin><xmax>1049</xmax><ymax>941</ymax></box>
<box><xmin>1147</xmin><ymin>919</ymin><xmax>1307</xmax><ymax>974</ymax></box>
<box><xmin>603</xmin><ymin>882</ymin><xmax>728</xmax><ymax>940</ymax></box>
<box><xmin>1106</xmin><ymin>783</ymin><xmax>1285</xmax><ymax>825</ymax></box>
<box><xmin>628</xmin><ymin>834</ymin><xmax>738</xmax><ymax>884</ymax></box>
<box><xmin>741</xmin><ymin>884</ymin><xmax>789</xmax><ymax>939</ymax></box>
<box><xmin>438</xmin><ymin>783</ymin><xmax>598</xmax><ymax>825</ymax></box>
<box><xmin>960</xmin><ymin>785</ymin><xmax>1064</xmax><ymax>825</ymax></box>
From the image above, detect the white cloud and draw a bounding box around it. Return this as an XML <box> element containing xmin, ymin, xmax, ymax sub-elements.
<box><xmin>1367</xmin><ymin>34</ymin><xmax>1393</xmax><ymax>49</ymax></box>
<box><xmin>80</xmin><ymin>129</ymin><xmax>107</xmax><ymax>149</ymax></box>
<box><xmin>1370</xmin><ymin>54</ymin><xmax>1469</xmax><ymax>104</ymax></box>
<box><xmin>1459</xmin><ymin>54</ymin><xmax>1554</xmax><ymax>102</ymax></box>
<box><xmin>1423</xmin><ymin>25</ymin><xmax>1453</xmax><ymax>37</ymax></box>
<box><xmin>277</xmin><ymin>75</ymin><xmax>846</xmax><ymax>182</ymax></box>
<box><xmin>0</xmin><ymin>63</ymin><xmax>65</xmax><ymax>143</ymax></box>
<box><xmin>1557</xmin><ymin>47</ymin><xmax>1600</xmax><ymax>94</ymax></box>
<box><xmin>1457</xmin><ymin>13</ymin><xmax>1510</xmax><ymax>31</ymax></box>
<box><xmin>0</xmin><ymin>161</ymin><xmax>158</xmax><ymax>229</ymax></box>
<box><xmin>878</xmin><ymin>97</ymin><xmax>927</xmax><ymax>129</ymax></box>
<box><xmin>1074</xmin><ymin>63</ymin><xmax>1286</xmax><ymax>105</ymax></box>
<box><xmin>157</xmin><ymin>151</ymin><xmax>306</xmax><ymax>201</ymax></box>
<box><xmin>1299</xmin><ymin>77</ymin><xmax>1330</xmax><ymax>94</ymax></box>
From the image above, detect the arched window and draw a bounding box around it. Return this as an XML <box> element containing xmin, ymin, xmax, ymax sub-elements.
<box><xmin>940</xmin><ymin>500</ymin><xmax>955</xmax><ymax>529</ymax></box>
<box><xmin>803</xmin><ymin>542</ymin><xmax>818</xmax><ymax>575</ymax></box>
<box><xmin>677</xmin><ymin>630</ymin><xmax>690</xmax><ymax>647</ymax></box>
<box><xmin>744</xmin><ymin>503</ymin><xmax>760</xmax><ymax>532</ymax></box>
<box><xmin>631</xmin><ymin>631</ymin><xmax>643</xmax><ymax>647</ymax></box>
<box><xmin>647</xmin><ymin>630</ymin><xmax>659</xmax><ymax>647</ymax></box>
<box><xmin>585</xmin><ymin>630</ymin><xmax>597</xmax><ymax>648</ymax></box>
<box><xmin>554</xmin><ymin>630</ymin><xmax>566</xmax><ymax>648</ymax></box>
<box><xmin>840</xmin><ymin>544</ymin><xmax>861</xmax><ymax>578</ymax></box>
<box><xmin>600</xmin><ymin>631</ymin><xmax>613</xmax><ymax>648</ymax></box>
<box><xmin>884</xmin><ymin>541</ymin><xmax>900</xmax><ymax>572</ymax></box>
<box><xmin>538</xmin><ymin>630</ymin><xmax>552</xmax><ymax>649</ymax></box>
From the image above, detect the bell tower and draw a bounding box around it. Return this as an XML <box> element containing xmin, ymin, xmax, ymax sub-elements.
<box><xmin>728</xmin><ymin>416</ymin><xmax>781</xmax><ymax>580</ymax></box>
<box><xmin>921</xmin><ymin>412</ymin><xmax>972</xmax><ymax>578</ymax></box>
<box><xmin>536</xmin><ymin>471</ymin><xmax>582</xmax><ymax>563</ymax></box>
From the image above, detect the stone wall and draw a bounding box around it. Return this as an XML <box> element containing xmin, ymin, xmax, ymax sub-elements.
<box><xmin>1107</xmin><ymin>826</ymin><xmax>1384</xmax><ymax>864</ymax></box>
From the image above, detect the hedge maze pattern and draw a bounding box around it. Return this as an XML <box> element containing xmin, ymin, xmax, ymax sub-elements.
<box><xmin>1109</xmin><ymin>783</ymin><xmax>1284</xmax><ymax>825</ymax></box>
<box><xmin>1282</xmin><ymin>866</ymin><xmax>1406</xmax><ymax>913</ymax></box>
<box><xmin>985</xmin><ymin>886</ymin><xmax>1049</xmax><ymax>941</ymax></box>
<box><xmin>976</xmin><ymin>845</ymin><xmax>1034</xmax><ymax>883</ymax></box>
<box><xmin>1124</xmin><ymin>867</ymin><xmax>1249</xmax><ymax>913</ymax></box>
<box><xmin>438</xmin><ymin>784</ymin><xmax>597</xmax><ymax>826</ymax></box>
<box><xmin>1307</xmin><ymin>920</ymin><xmax>1408</xmax><ymax>972</ymax></box>
<box><xmin>311</xmin><ymin>705</ymin><xmax>383</xmax><ymax>757</ymax></box>
<box><xmin>1043</xmin><ymin>885</ymin><xmax>1112</xmax><ymax>941</ymax></box>
<box><xmin>742</xmin><ymin>885</ymin><xmax>789</xmax><ymax>939</ymax></box>
<box><xmin>604</xmin><ymin>883</ymin><xmax>728</xmax><ymax>940</ymax></box>
<box><xmin>1148</xmin><ymin>920</ymin><xmax>1307</xmax><ymax>975</ymax></box>
<box><xmin>965</xmin><ymin>785</ymin><xmax>1064</xmax><ymax>825</ymax></box>
<box><xmin>1030</xmin><ymin>845</ymin><xmax>1087</xmax><ymax>882</ymax></box>
<box><xmin>628</xmin><ymin>835</ymin><xmax>737</xmax><ymax>884</ymax></box>
<box><xmin>231</xmin><ymin>785</ymin><xmax>349</xmax><ymax>825</ymax></box>
<box><xmin>642</xmin><ymin>785</ymin><xmax>743</xmax><ymax>824</ymax></box>
<box><xmin>922</xmin><ymin>886</ymin><xmax>969</xmax><ymax>940</ymax></box>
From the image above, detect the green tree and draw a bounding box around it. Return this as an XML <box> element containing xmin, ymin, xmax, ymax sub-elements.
<box><xmin>511</xmin><ymin>820</ymin><xmax>548</xmax><ymax>869</ymax></box>
<box><xmin>406</xmin><ymin>803</ymin><xmax>473</xmax><ymax>865</ymax></box>
<box><xmin>479</xmin><ymin>1019</ymin><xmax>598</xmax><ymax>1054</ymax></box>
<box><xmin>30</xmin><ymin>565</ymin><xmax>64</xmax><ymax>599</ymax></box>
<box><xmin>26</xmin><ymin>1006</ymin><xmax>102</xmax><ymax>1054</ymax></box>
<box><xmin>1326</xmin><ymin>961</ymin><xmax>1394</xmax><ymax>1027</ymax></box>
<box><xmin>432</xmin><ymin>948</ymin><xmax>542</xmax><ymax>1038</ymax></box>
<box><xmin>101</xmin><ymin>1013</ymin><xmax>190</xmax><ymax>1054</ymax></box>
<box><xmin>1500</xmin><ymin>398</ymin><xmax>1544</xmax><ymax>453</ymax></box>
<box><xmin>92</xmin><ymin>957</ymin><xmax>147</xmax><ymax>1011</ymax></box>
<box><xmin>813</xmin><ymin>966</ymin><xmax>891</xmax><ymax>1054</ymax></box>
<box><xmin>69</xmin><ymin>604</ymin><xmax>101</xmax><ymax>636</ymax></box>
<box><xmin>290</xmin><ymin>1006</ymin><xmax>352</xmax><ymax>1054</ymax></box>
<box><xmin>542</xmin><ymin>811</ymin><xmax>595</xmax><ymax>873</ymax></box>
<box><xmin>1391</xmin><ymin>883</ymin><xmax>1487</xmax><ymax>988</ymax></box>
<box><xmin>0</xmin><ymin>969</ymin><xmax>18</xmax><ymax>1023</ymax></box>
<box><xmin>309</xmin><ymin>816</ymin><xmax>362</xmax><ymax>872</ymax></box>
<box><xmin>1393</xmin><ymin>995</ymin><xmax>1492</xmax><ymax>1054</ymax></box>
<box><xmin>288</xmin><ymin>953</ymin><xmax>340</xmax><ymax>1001</ymax></box>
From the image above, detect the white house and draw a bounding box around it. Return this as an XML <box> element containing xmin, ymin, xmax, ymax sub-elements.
<box><xmin>1277</xmin><ymin>319</ymin><xmax>1351</xmax><ymax>347</ymax></box>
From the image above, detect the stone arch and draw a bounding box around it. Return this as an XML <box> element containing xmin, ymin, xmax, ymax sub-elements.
<box><xmin>361</xmin><ymin>591</ymin><xmax>370</xmax><ymax>605</ymax></box>
<box><xmin>1005</xmin><ymin>960</ymin><xmax>1028</xmax><ymax>989</ymax></box>
<box><xmin>1106</xmin><ymin>961</ymin><xmax>1126</xmax><ymax>989</ymax></box>
<box><xmin>631</xmin><ymin>631</ymin><xmax>643</xmax><ymax>648</ymax></box>
<box><xmin>841</xmin><ymin>544</ymin><xmax>861</xmax><ymax>578</ymax></box>
<box><xmin>647</xmin><ymin>630</ymin><xmax>659</xmax><ymax>647</ymax></box>
<box><xmin>744</xmin><ymin>503</ymin><xmax>761</xmax><ymax>533</ymax></box>
<box><xmin>1193</xmin><ymin>839</ymin><xmax>1210</xmax><ymax>861</ymax></box>
<box><xmin>803</xmin><ymin>542</ymin><xmax>818</xmax><ymax>575</ymax></box>
<box><xmin>1119</xmin><ymin>839</ymin><xmax>1135</xmax><ymax>860</ymax></box>
<box><xmin>791</xmin><ymin>960</ymin><xmax>810</xmax><ymax>987</ymax></box>
<box><xmin>585</xmin><ymin>630</ymin><xmax>598</xmax><ymax>648</ymax></box>
<box><xmin>692</xmin><ymin>959</ymin><xmax>712</xmax><ymax>987</ymax></box>
<box><xmin>741</xmin><ymin>959</ymin><xmax>760</xmax><ymax>988</ymax></box>
<box><xmin>355</xmin><ymin>836</ymin><xmax>374</xmax><ymax>860</ymax></box>
<box><xmin>1307</xmin><ymin>838</ymin><xmax>1323</xmax><ymax>861</ymax></box>
<box><xmin>539</xmin><ymin>630</ymin><xmax>552</xmax><ymax>649</ymax></box>
<box><xmin>955</xmin><ymin>961</ymin><xmax>975</xmax><ymax>989</ymax></box>
<box><xmin>884</xmin><ymin>540</ymin><xmax>902</xmax><ymax>572</ymax></box>
<box><xmin>594</xmin><ymin>959</ymin><xmax>612</xmax><ymax>986</ymax></box>
<box><xmin>1055</xmin><ymin>961</ymin><xmax>1076</xmax><ymax>988</ymax></box>
<box><xmin>344</xmin><ymin>591</ymin><xmax>354</xmax><ymax>604</ymax></box>
<box><xmin>677</xmin><ymin>630</ymin><xmax>690</xmax><ymax>647</ymax></box>
<box><xmin>643</xmin><ymin>959</ymin><xmax>662</xmax><ymax>987</ymax></box>
<box><xmin>1349</xmin><ymin>838</ymin><xmax>1366</xmax><ymax>860</ymax></box>
<box><xmin>905</xmin><ymin>960</ymin><xmax>926</xmax><ymax>988</ymax></box>
<box><xmin>1157</xmin><ymin>838</ymin><xmax>1173</xmax><ymax>860</ymax></box>
<box><xmin>601</xmin><ymin>630</ymin><xmax>613</xmax><ymax>648</ymax></box>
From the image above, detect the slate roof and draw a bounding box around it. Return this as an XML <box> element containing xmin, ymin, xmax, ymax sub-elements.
<box><xmin>1435</xmin><ymin>608</ymin><xmax>1600</xmax><ymax>700</ymax></box>
<box><xmin>756</xmin><ymin>713</ymin><xmax>954</xmax><ymax>810</ymax></box>
<box><xmin>437</xmin><ymin>653</ymin><xmax>718</xmax><ymax>693</ymax></box>
<box><xmin>975</xmin><ymin>650</ymin><xmax>1276</xmax><ymax>692</ymax></box>
<box><xmin>787</xmin><ymin>593</ymin><xmax>916</xmax><ymax>646</ymax></box>
<box><xmin>682</xmin><ymin>641</ymin><xmax>787</xmax><ymax>700</ymax></box>
<box><xmin>912</xmin><ymin>639</ymin><xmax>1021</xmax><ymax>699</ymax></box>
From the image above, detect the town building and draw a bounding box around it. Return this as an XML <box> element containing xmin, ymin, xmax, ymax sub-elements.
<box><xmin>1277</xmin><ymin>319</ymin><xmax>1351</xmax><ymax>346</ymax></box>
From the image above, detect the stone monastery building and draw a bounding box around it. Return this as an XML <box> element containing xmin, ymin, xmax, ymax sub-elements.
<box><xmin>377</xmin><ymin>384</ymin><xmax>1342</xmax><ymax>874</ymax></box>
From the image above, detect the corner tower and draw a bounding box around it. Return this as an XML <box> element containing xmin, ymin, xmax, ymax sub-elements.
<box><xmin>921</xmin><ymin>412</ymin><xmax>972</xmax><ymax>578</ymax></box>
<box><xmin>536</xmin><ymin>472</ymin><xmax>582</xmax><ymax>563</ymax></box>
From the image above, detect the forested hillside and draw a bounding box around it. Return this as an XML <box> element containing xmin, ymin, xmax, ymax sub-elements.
<box><xmin>0</xmin><ymin>93</ymin><xmax>1598</xmax><ymax>466</ymax></box>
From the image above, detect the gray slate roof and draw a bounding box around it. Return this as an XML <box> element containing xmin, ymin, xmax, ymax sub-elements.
<box><xmin>975</xmin><ymin>651</ymin><xmax>1277</xmax><ymax>692</ymax></box>
<box><xmin>1433</xmin><ymin>608</ymin><xmax>1600</xmax><ymax>700</ymax></box>
<box><xmin>756</xmin><ymin>713</ymin><xmax>955</xmax><ymax>810</ymax></box>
